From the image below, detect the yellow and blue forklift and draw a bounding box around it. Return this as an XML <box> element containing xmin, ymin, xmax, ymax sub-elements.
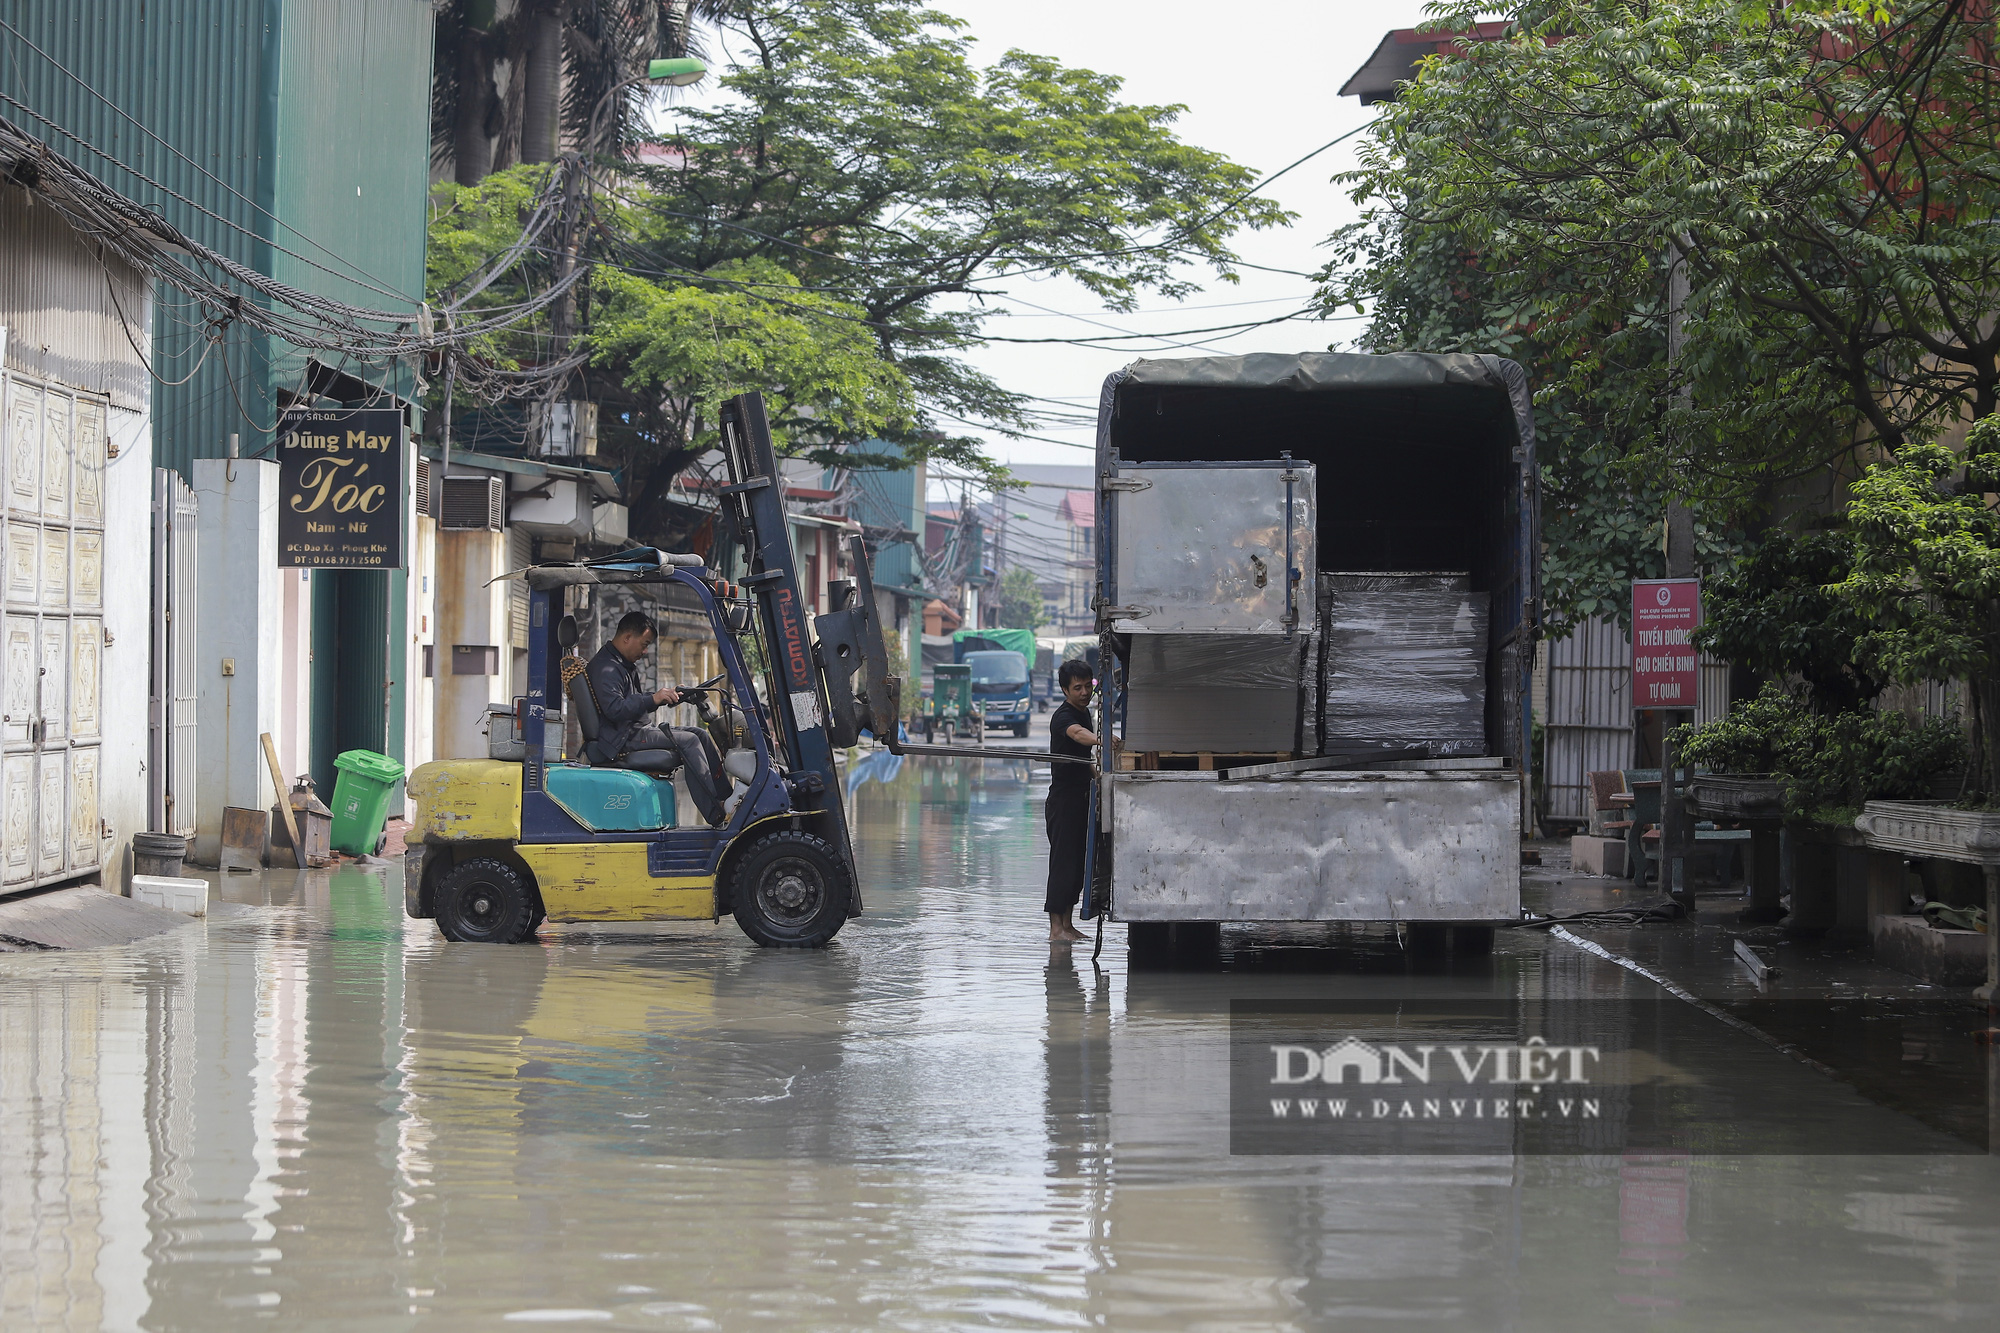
<box><xmin>403</xmin><ymin>393</ymin><xmax>901</xmax><ymax>948</ymax></box>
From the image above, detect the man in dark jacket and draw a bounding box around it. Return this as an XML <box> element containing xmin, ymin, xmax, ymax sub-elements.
<box><xmin>585</xmin><ymin>611</ymin><xmax>726</xmax><ymax>824</ymax></box>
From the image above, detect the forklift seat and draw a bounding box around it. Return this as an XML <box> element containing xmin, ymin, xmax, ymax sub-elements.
<box><xmin>558</xmin><ymin>627</ymin><xmax>681</xmax><ymax>774</ymax></box>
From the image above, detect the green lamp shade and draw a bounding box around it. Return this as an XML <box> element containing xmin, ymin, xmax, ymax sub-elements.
<box><xmin>647</xmin><ymin>57</ymin><xmax>708</xmax><ymax>87</ymax></box>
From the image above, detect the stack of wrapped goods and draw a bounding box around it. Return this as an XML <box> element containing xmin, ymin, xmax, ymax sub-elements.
<box><xmin>1317</xmin><ymin>573</ymin><xmax>1489</xmax><ymax>761</ymax></box>
<box><xmin>1122</xmin><ymin>635</ymin><xmax>1316</xmax><ymax>755</ymax></box>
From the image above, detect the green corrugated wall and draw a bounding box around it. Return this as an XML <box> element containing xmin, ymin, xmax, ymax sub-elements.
<box><xmin>0</xmin><ymin>0</ymin><xmax>432</xmax><ymax>474</ymax></box>
<box><xmin>4</xmin><ymin>0</ymin><xmax>430</xmax><ymax>787</ymax></box>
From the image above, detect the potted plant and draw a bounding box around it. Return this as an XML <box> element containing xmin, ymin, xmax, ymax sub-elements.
<box><xmin>1686</xmin><ymin>524</ymin><xmax>1889</xmax><ymax>824</ymax></box>
<box><xmin>1828</xmin><ymin>413</ymin><xmax>2000</xmax><ymax>994</ymax></box>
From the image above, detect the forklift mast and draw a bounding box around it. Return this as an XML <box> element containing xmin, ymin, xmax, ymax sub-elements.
<box><xmin>715</xmin><ymin>393</ymin><xmax>862</xmax><ymax>869</ymax></box>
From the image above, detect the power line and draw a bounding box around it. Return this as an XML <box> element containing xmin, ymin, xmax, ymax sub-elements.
<box><xmin>1</xmin><ymin>113</ymin><xmax>589</xmax><ymax>406</ymax></box>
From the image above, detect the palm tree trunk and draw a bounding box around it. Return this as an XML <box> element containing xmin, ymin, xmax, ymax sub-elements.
<box><xmin>522</xmin><ymin>6</ymin><xmax>566</xmax><ymax>164</ymax></box>
<box><xmin>453</xmin><ymin>36</ymin><xmax>496</xmax><ymax>185</ymax></box>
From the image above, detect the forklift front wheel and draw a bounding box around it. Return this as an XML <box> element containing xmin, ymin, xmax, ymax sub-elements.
<box><xmin>435</xmin><ymin>857</ymin><xmax>543</xmax><ymax>944</ymax></box>
<box><xmin>730</xmin><ymin>830</ymin><xmax>852</xmax><ymax>948</ymax></box>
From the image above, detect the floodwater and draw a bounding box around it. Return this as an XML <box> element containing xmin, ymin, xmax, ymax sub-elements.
<box><xmin>3</xmin><ymin>757</ymin><xmax>1998</xmax><ymax>1330</ymax></box>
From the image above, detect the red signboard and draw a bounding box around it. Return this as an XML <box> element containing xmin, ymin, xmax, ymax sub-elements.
<box><xmin>1632</xmin><ymin>579</ymin><xmax>1700</xmax><ymax>708</ymax></box>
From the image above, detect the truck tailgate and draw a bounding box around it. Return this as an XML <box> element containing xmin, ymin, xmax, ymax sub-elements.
<box><xmin>1111</xmin><ymin>770</ymin><xmax>1520</xmax><ymax>922</ymax></box>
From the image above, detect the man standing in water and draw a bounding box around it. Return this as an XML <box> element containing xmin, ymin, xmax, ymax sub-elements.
<box><xmin>1045</xmin><ymin>660</ymin><xmax>1101</xmax><ymax>943</ymax></box>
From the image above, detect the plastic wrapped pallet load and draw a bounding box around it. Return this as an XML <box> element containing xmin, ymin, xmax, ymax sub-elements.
<box><xmin>1122</xmin><ymin>634</ymin><xmax>1314</xmax><ymax>754</ymax></box>
<box><xmin>1317</xmin><ymin>573</ymin><xmax>1489</xmax><ymax>761</ymax></box>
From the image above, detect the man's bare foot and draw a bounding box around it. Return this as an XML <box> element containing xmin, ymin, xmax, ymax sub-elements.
<box><xmin>1056</xmin><ymin>925</ymin><xmax>1086</xmax><ymax>942</ymax></box>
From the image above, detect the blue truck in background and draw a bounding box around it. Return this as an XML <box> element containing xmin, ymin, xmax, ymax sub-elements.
<box><xmin>952</xmin><ymin>629</ymin><xmax>1034</xmax><ymax>737</ymax></box>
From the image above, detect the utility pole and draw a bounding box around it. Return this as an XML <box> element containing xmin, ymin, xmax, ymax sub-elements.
<box><xmin>1660</xmin><ymin>240</ymin><xmax>1698</xmax><ymax>909</ymax></box>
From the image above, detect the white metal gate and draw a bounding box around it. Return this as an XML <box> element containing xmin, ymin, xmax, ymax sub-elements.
<box><xmin>2</xmin><ymin>368</ymin><xmax>107</xmax><ymax>889</ymax></box>
<box><xmin>149</xmin><ymin>467</ymin><xmax>198</xmax><ymax>837</ymax></box>
<box><xmin>1542</xmin><ymin>614</ymin><xmax>1729</xmax><ymax>828</ymax></box>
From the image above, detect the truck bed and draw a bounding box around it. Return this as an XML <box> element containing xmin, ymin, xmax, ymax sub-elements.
<box><xmin>1110</xmin><ymin>767</ymin><xmax>1521</xmax><ymax>923</ymax></box>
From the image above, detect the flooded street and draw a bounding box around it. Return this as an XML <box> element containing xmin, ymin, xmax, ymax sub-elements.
<box><xmin>5</xmin><ymin>757</ymin><xmax>1999</xmax><ymax>1330</ymax></box>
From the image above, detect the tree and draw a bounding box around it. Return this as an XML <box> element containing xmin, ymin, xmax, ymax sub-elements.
<box><xmin>622</xmin><ymin>0</ymin><xmax>1289</xmax><ymax>463</ymax></box>
<box><xmin>995</xmin><ymin>566</ymin><xmax>1048</xmax><ymax>630</ymax></box>
<box><xmin>429</xmin><ymin>1</ymin><xmax>1289</xmax><ymax>550</ymax></box>
<box><xmin>1325</xmin><ymin>0</ymin><xmax>2000</xmax><ymax>622</ymax></box>
<box><xmin>432</xmin><ymin>1</ymin><xmax>717</xmax><ymax>186</ymax></box>
<box><xmin>1828</xmin><ymin>414</ymin><xmax>2000</xmax><ymax>800</ymax></box>
<box><xmin>1692</xmin><ymin>525</ymin><xmax>1883</xmax><ymax>713</ymax></box>
<box><xmin>428</xmin><ymin>166</ymin><xmax>912</xmax><ymax>515</ymax></box>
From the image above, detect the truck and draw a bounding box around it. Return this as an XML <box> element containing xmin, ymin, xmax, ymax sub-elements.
<box><xmin>952</xmin><ymin>627</ymin><xmax>1035</xmax><ymax>736</ymax></box>
<box><xmin>1086</xmin><ymin>351</ymin><xmax>1540</xmax><ymax>952</ymax></box>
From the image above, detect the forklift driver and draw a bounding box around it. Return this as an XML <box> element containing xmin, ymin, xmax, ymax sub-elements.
<box><xmin>587</xmin><ymin>611</ymin><xmax>728</xmax><ymax>825</ymax></box>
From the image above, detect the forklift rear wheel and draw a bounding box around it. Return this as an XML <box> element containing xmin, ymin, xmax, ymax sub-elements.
<box><xmin>435</xmin><ymin>857</ymin><xmax>542</xmax><ymax>944</ymax></box>
<box><xmin>730</xmin><ymin>830</ymin><xmax>852</xmax><ymax>948</ymax></box>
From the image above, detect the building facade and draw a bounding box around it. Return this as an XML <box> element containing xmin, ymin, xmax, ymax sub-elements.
<box><xmin>4</xmin><ymin>2</ymin><xmax>437</xmax><ymax>828</ymax></box>
<box><xmin>1</xmin><ymin>189</ymin><xmax>155</xmax><ymax>891</ymax></box>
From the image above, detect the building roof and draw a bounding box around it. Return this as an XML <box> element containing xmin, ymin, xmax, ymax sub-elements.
<box><xmin>1339</xmin><ymin>22</ymin><xmax>1512</xmax><ymax>104</ymax></box>
<box><xmin>419</xmin><ymin>443</ymin><xmax>621</xmax><ymax>500</ymax></box>
<box><xmin>1056</xmin><ymin>490</ymin><xmax>1095</xmax><ymax>527</ymax></box>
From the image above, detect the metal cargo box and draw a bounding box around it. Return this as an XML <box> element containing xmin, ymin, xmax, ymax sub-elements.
<box><xmin>1108</xmin><ymin>462</ymin><xmax>1314</xmax><ymax>635</ymax></box>
<box><xmin>1110</xmin><ymin>768</ymin><xmax>1520</xmax><ymax>922</ymax></box>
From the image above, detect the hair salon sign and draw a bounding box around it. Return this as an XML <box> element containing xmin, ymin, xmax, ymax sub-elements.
<box><xmin>276</xmin><ymin>407</ymin><xmax>405</xmax><ymax>568</ymax></box>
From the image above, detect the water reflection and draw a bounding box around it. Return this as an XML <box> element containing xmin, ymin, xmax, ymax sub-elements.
<box><xmin>0</xmin><ymin>757</ymin><xmax>1996</xmax><ymax>1329</ymax></box>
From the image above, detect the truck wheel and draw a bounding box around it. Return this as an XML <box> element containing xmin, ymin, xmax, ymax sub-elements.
<box><xmin>1405</xmin><ymin>923</ymin><xmax>1449</xmax><ymax>956</ymax></box>
<box><xmin>435</xmin><ymin>857</ymin><xmax>542</xmax><ymax>944</ymax></box>
<box><xmin>1451</xmin><ymin>925</ymin><xmax>1495</xmax><ymax>954</ymax></box>
<box><xmin>730</xmin><ymin>830</ymin><xmax>852</xmax><ymax>948</ymax></box>
<box><xmin>1013</xmin><ymin>722</ymin><xmax>1029</xmax><ymax>738</ymax></box>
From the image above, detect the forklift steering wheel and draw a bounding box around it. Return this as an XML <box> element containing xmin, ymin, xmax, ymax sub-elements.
<box><xmin>675</xmin><ymin>671</ymin><xmax>731</xmax><ymax>702</ymax></box>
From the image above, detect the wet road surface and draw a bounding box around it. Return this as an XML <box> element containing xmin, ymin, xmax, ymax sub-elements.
<box><xmin>3</xmin><ymin>755</ymin><xmax>1998</xmax><ymax>1329</ymax></box>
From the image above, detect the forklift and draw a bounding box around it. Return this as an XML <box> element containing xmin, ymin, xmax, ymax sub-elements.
<box><xmin>403</xmin><ymin>392</ymin><xmax>904</xmax><ymax>948</ymax></box>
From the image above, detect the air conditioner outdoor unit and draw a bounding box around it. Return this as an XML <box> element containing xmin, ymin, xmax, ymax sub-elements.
<box><xmin>440</xmin><ymin>475</ymin><xmax>505</xmax><ymax>530</ymax></box>
<box><xmin>414</xmin><ymin>457</ymin><xmax>441</xmax><ymax>520</ymax></box>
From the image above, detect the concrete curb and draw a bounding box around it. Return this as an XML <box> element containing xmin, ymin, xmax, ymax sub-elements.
<box><xmin>0</xmin><ymin>886</ymin><xmax>205</xmax><ymax>951</ymax></box>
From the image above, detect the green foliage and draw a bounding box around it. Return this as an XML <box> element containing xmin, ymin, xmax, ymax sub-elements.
<box><xmin>626</xmin><ymin>0</ymin><xmax>1289</xmax><ymax>476</ymax></box>
<box><xmin>1673</xmin><ymin>684</ymin><xmax>1966</xmax><ymax>817</ymax></box>
<box><xmin>1325</xmin><ymin>0</ymin><xmax>2000</xmax><ymax>623</ymax></box>
<box><xmin>994</xmin><ymin>565</ymin><xmax>1048</xmax><ymax>630</ymax></box>
<box><xmin>428</xmin><ymin>2</ymin><xmax>1288</xmax><ymax>544</ymax></box>
<box><xmin>1832</xmin><ymin>435</ymin><xmax>2000</xmax><ymax>689</ymax></box>
<box><xmin>586</xmin><ymin>262</ymin><xmax>914</xmax><ymax>460</ymax></box>
<box><xmin>427</xmin><ymin>164</ymin><xmax>557</xmax><ymax>367</ymax></box>
<box><xmin>1827</xmin><ymin>414</ymin><xmax>2000</xmax><ymax>795</ymax></box>
<box><xmin>1693</xmin><ymin>525</ymin><xmax>1881</xmax><ymax>712</ymax></box>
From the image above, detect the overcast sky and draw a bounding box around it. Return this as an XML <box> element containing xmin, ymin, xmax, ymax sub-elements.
<box><xmin>928</xmin><ymin>0</ymin><xmax>1434</xmax><ymax>475</ymax></box>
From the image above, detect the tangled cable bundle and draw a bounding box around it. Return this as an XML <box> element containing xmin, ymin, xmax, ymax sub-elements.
<box><xmin>0</xmin><ymin>111</ymin><xmax>589</xmax><ymax>407</ymax></box>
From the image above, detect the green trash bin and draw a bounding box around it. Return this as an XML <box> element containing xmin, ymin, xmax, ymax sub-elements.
<box><xmin>329</xmin><ymin>749</ymin><xmax>405</xmax><ymax>856</ymax></box>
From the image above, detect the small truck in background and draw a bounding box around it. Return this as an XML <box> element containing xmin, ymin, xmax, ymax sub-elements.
<box><xmin>1088</xmin><ymin>352</ymin><xmax>1540</xmax><ymax>951</ymax></box>
<box><xmin>952</xmin><ymin>628</ymin><xmax>1035</xmax><ymax>736</ymax></box>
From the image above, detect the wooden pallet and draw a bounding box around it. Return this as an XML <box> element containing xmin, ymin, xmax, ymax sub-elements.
<box><xmin>1117</xmin><ymin>751</ymin><xmax>1290</xmax><ymax>772</ymax></box>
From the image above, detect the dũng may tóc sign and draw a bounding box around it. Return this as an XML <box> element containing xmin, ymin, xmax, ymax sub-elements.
<box><xmin>276</xmin><ymin>407</ymin><xmax>404</xmax><ymax>568</ymax></box>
